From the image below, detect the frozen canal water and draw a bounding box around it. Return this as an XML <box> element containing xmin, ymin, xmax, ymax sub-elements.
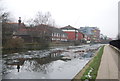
<box><xmin>2</xmin><ymin>44</ymin><xmax>103</xmax><ymax>79</ymax></box>
<box><xmin>3</xmin><ymin>58</ymin><xmax>89</xmax><ymax>79</ymax></box>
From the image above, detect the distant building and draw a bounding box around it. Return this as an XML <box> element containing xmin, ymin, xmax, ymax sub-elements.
<box><xmin>80</xmin><ymin>26</ymin><xmax>100</xmax><ymax>42</ymax></box>
<box><xmin>5</xmin><ymin>22</ymin><xmax>25</xmax><ymax>32</ymax></box>
<box><xmin>14</xmin><ymin>24</ymin><xmax>68</xmax><ymax>43</ymax></box>
<box><xmin>61</xmin><ymin>25</ymin><xmax>84</xmax><ymax>41</ymax></box>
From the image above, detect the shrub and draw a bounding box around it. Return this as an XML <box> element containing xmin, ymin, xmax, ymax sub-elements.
<box><xmin>3</xmin><ymin>37</ymin><xmax>24</xmax><ymax>53</ymax></box>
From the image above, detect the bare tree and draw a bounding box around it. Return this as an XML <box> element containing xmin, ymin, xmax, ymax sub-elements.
<box><xmin>1</xmin><ymin>11</ymin><xmax>14</xmax><ymax>47</ymax></box>
<box><xmin>47</xmin><ymin>18</ymin><xmax>56</xmax><ymax>27</ymax></box>
<box><xmin>2</xmin><ymin>12</ymin><xmax>10</xmax><ymax>23</ymax></box>
<box><xmin>0</xmin><ymin>4</ymin><xmax>4</xmax><ymax>22</ymax></box>
<box><xmin>26</xmin><ymin>11</ymin><xmax>56</xmax><ymax>27</ymax></box>
<box><xmin>0</xmin><ymin>1</ymin><xmax>13</xmax><ymax>23</ymax></box>
<box><xmin>1</xmin><ymin>12</ymin><xmax>14</xmax><ymax>23</ymax></box>
<box><xmin>26</xmin><ymin>18</ymin><xmax>35</xmax><ymax>27</ymax></box>
<box><xmin>34</xmin><ymin>11</ymin><xmax>53</xmax><ymax>25</ymax></box>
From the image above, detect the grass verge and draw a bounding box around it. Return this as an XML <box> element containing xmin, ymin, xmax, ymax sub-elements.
<box><xmin>72</xmin><ymin>45</ymin><xmax>105</xmax><ymax>81</ymax></box>
<box><xmin>80</xmin><ymin>45</ymin><xmax>105</xmax><ymax>81</ymax></box>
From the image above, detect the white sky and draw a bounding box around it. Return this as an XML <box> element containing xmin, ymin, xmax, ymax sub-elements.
<box><xmin>1</xmin><ymin>0</ymin><xmax>120</xmax><ymax>38</ymax></box>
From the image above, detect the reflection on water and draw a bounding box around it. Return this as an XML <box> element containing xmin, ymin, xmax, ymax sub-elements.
<box><xmin>2</xmin><ymin>44</ymin><xmax>103</xmax><ymax>79</ymax></box>
<box><xmin>3</xmin><ymin>55</ymin><xmax>61</xmax><ymax>75</ymax></box>
<box><xmin>22</xmin><ymin>60</ymin><xmax>51</xmax><ymax>73</ymax></box>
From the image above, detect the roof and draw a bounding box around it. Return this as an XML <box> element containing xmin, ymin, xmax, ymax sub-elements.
<box><xmin>60</xmin><ymin>25</ymin><xmax>78</xmax><ymax>30</ymax></box>
<box><xmin>49</xmin><ymin>27</ymin><xmax>67</xmax><ymax>34</ymax></box>
<box><xmin>36</xmin><ymin>24</ymin><xmax>67</xmax><ymax>35</ymax></box>
<box><xmin>7</xmin><ymin>22</ymin><xmax>26</xmax><ymax>27</ymax></box>
<box><xmin>14</xmin><ymin>24</ymin><xmax>67</xmax><ymax>37</ymax></box>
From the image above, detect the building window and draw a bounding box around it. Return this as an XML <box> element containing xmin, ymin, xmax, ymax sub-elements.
<box><xmin>57</xmin><ymin>33</ymin><xmax>58</xmax><ymax>37</ymax></box>
<box><xmin>52</xmin><ymin>33</ymin><xmax>54</xmax><ymax>36</ymax></box>
<box><xmin>54</xmin><ymin>33</ymin><xmax>56</xmax><ymax>36</ymax></box>
<box><xmin>57</xmin><ymin>33</ymin><xmax>59</xmax><ymax>37</ymax></box>
<box><xmin>58</xmin><ymin>33</ymin><xmax>60</xmax><ymax>37</ymax></box>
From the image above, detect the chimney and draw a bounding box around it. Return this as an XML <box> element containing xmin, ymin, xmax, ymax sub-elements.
<box><xmin>18</xmin><ymin>17</ymin><xmax>21</xmax><ymax>25</ymax></box>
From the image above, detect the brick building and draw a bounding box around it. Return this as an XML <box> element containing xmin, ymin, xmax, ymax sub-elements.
<box><xmin>61</xmin><ymin>25</ymin><xmax>84</xmax><ymax>41</ymax></box>
<box><xmin>14</xmin><ymin>24</ymin><xmax>68</xmax><ymax>43</ymax></box>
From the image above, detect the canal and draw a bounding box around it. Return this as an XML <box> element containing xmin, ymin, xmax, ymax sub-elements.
<box><xmin>2</xmin><ymin>44</ymin><xmax>103</xmax><ymax>79</ymax></box>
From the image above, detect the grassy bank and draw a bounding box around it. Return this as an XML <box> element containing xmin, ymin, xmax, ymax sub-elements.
<box><xmin>2</xmin><ymin>42</ymin><xmax>74</xmax><ymax>54</ymax></box>
<box><xmin>2</xmin><ymin>42</ymin><xmax>50</xmax><ymax>54</ymax></box>
<box><xmin>73</xmin><ymin>45</ymin><xmax>105</xmax><ymax>81</ymax></box>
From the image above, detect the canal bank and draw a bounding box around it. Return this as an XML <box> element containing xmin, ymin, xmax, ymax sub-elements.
<box><xmin>72</xmin><ymin>45</ymin><xmax>104</xmax><ymax>80</ymax></box>
<box><xmin>2</xmin><ymin>42</ymin><xmax>77</xmax><ymax>54</ymax></box>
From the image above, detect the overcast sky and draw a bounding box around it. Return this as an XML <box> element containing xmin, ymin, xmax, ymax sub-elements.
<box><xmin>1</xmin><ymin>0</ymin><xmax>120</xmax><ymax>38</ymax></box>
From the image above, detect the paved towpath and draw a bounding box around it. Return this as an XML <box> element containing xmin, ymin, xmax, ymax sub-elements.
<box><xmin>96</xmin><ymin>45</ymin><xmax>119</xmax><ymax>80</ymax></box>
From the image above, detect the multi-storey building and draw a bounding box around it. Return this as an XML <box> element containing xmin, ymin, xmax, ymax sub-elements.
<box><xmin>80</xmin><ymin>26</ymin><xmax>100</xmax><ymax>42</ymax></box>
